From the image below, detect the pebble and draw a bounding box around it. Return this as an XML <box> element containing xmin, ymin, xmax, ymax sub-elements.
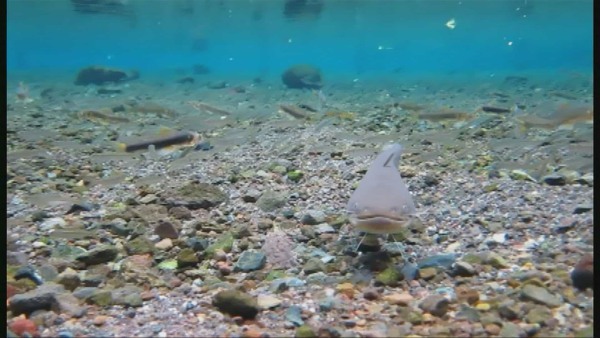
<box><xmin>520</xmin><ymin>284</ymin><xmax>563</xmax><ymax>308</ymax></box>
<box><xmin>285</xmin><ymin>305</ymin><xmax>304</xmax><ymax>326</ymax></box>
<box><xmin>139</xmin><ymin>194</ymin><xmax>158</xmax><ymax>204</ymax></box>
<box><xmin>255</xmin><ymin>190</ymin><xmax>287</xmax><ymax>212</ymax></box>
<box><xmin>336</xmin><ymin>283</ymin><xmax>355</xmax><ymax>298</ymax></box>
<box><xmin>362</xmin><ymin>288</ymin><xmax>379</xmax><ymax>301</ymax></box>
<box><xmin>455</xmin><ymin>286</ymin><xmax>479</xmax><ymax>305</ymax></box>
<box><xmin>14</xmin><ymin>265</ymin><xmax>44</xmax><ymax>285</ymax></box>
<box><xmin>453</xmin><ymin>261</ymin><xmax>476</xmax><ymax>277</ymax></box>
<box><xmin>93</xmin><ymin>315</ymin><xmax>109</xmax><ymax>326</ymax></box>
<box><xmin>541</xmin><ymin>174</ymin><xmax>566</xmax><ymax>186</ymax></box>
<box><xmin>242</xmin><ymin>189</ymin><xmax>262</xmax><ymax>202</ymax></box>
<box><xmin>168</xmin><ymin>206</ymin><xmax>192</xmax><ymax>220</ymax></box>
<box><xmin>39</xmin><ymin>217</ymin><xmax>66</xmax><ymax>231</ymax></box>
<box><xmin>571</xmin><ymin>254</ymin><xmax>594</xmax><ymax>290</ymax></box>
<box><xmin>383</xmin><ymin>293</ymin><xmax>413</xmax><ymax>306</ymax></box>
<box><xmin>257</xmin><ymin>294</ymin><xmax>282</xmax><ymax>310</ymax></box>
<box><xmin>212</xmin><ymin>290</ymin><xmax>259</xmax><ymax>319</ymax></box>
<box><xmin>154</xmin><ymin>220</ymin><xmax>179</xmax><ymax>239</ymax></box>
<box><xmin>75</xmin><ymin>245</ymin><xmax>118</xmax><ymax>266</ymax></box>
<box><xmin>9</xmin><ymin>283</ymin><xmax>65</xmax><ymax>316</ymax></box>
<box><xmin>418</xmin><ymin>254</ymin><xmax>457</xmax><ymax>270</ymax></box>
<box><xmin>234</xmin><ymin>250</ymin><xmax>267</xmax><ymax>272</ymax></box>
<box><xmin>314</xmin><ymin>223</ymin><xmax>336</xmax><ymax>234</ymax></box>
<box><xmin>573</xmin><ymin>204</ymin><xmax>593</xmax><ymax>214</ymax></box>
<box><xmin>418</xmin><ymin>267</ymin><xmax>437</xmax><ymax>281</ymax></box>
<box><xmin>9</xmin><ymin>318</ymin><xmax>38</xmax><ymax>337</ymax></box>
<box><xmin>154</xmin><ymin>238</ymin><xmax>173</xmax><ymax>250</ymax></box>
<box><xmin>303</xmin><ymin>258</ymin><xmax>326</xmax><ymax>275</ymax></box>
<box><xmin>419</xmin><ymin>295</ymin><xmax>450</xmax><ymax>317</ymax></box>
<box><xmin>300</xmin><ymin>210</ymin><xmax>327</xmax><ymax>225</ymax></box>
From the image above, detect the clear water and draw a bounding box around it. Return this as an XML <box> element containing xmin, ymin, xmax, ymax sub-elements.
<box><xmin>7</xmin><ymin>0</ymin><xmax>593</xmax><ymax>82</ymax></box>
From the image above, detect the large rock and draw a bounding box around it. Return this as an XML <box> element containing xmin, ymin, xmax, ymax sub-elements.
<box><xmin>75</xmin><ymin>245</ymin><xmax>118</xmax><ymax>266</ymax></box>
<box><xmin>281</xmin><ymin>64</ymin><xmax>322</xmax><ymax>89</ymax></box>
<box><xmin>8</xmin><ymin>283</ymin><xmax>85</xmax><ymax>317</ymax></box>
<box><xmin>213</xmin><ymin>290</ymin><xmax>259</xmax><ymax>319</ymax></box>
<box><xmin>161</xmin><ymin>181</ymin><xmax>228</xmax><ymax>210</ymax></box>
<box><xmin>75</xmin><ymin>66</ymin><xmax>138</xmax><ymax>86</ymax></box>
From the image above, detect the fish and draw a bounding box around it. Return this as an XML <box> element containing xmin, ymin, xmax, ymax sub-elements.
<box><xmin>187</xmin><ymin>101</ymin><xmax>232</xmax><ymax>117</ymax></box>
<box><xmin>125</xmin><ymin>103</ymin><xmax>177</xmax><ymax>118</ymax></box>
<box><xmin>481</xmin><ymin>106</ymin><xmax>511</xmax><ymax>114</ymax></box>
<box><xmin>117</xmin><ymin>129</ymin><xmax>200</xmax><ymax>153</ymax></box>
<box><xmin>417</xmin><ymin>109</ymin><xmax>472</xmax><ymax>121</ymax></box>
<box><xmin>78</xmin><ymin>109</ymin><xmax>131</xmax><ymax>124</ymax></box>
<box><xmin>347</xmin><ymin>143</ymin><xmax>417</xmax><ymax>235</ymax></box>
<box><xmin>324</xmin><ymin>110</ymin><xmax>356</xmax><ymax>121</ymax></box>
<box><xmin>279</xmin><ymin>104</ymin><xmax>313</xmax><ymax>120</ymax></box>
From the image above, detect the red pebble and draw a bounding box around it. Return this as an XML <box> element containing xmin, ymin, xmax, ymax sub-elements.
<box><xmin>9</xmin><ymin>318</ymin><xmax>38</xmax><ymax>337</ymax></box>
<box><xmin>7</xmin><ymin>284</ymin><xmax>17</xmax><ymax>299</ymax></box>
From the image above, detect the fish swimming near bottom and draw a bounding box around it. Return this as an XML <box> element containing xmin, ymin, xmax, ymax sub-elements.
<box><xmin>117</xmin><ymin>130</ymin><xmax>200</xmax><ymax>153</ymax></box>
<box><xmin>346</xmin><ymin>143</ymin><xmax>417</xmax><ymax>235</ymax></box>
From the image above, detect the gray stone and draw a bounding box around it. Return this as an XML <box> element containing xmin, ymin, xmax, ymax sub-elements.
<box><xmin>154</xmin><ymin>220</ymin><xmax>179</xmax><ymax>239</ymax></box>
<box><xmin>87</xmin><ymin>289</ymin><xmax>113</xmax><ymax>306</ymax></box>
<box><xmin>300</xmin><ymin>210</ymin><xmax>327</xmax><ymax>225</ymax></box>
<box><xmin>573</xmin><ymin>204</ymin><xmax>593</xmax><ymax>214</ymax></box>
<box><xmin>51</xmin><ymin>244</ymin><xmax>86</xmax><ymax>263</ymax></box>
<box><xmin>525</xmin><ymin>305</ymin><xmax>552</xmax><ymax>324</ymax></box>
<box><xmin>455</xmin><ymin>304</ymin><xmax>480</xmax><ymax>322</ymax></box>
<box><xmin>400</xmin><ymin>262</ymin><xmax>419</xmax><ymax>281</ymax></box>
<box><xmin>319</xmin><ymin>296</ymin><xmax>335</xmax><ymax>312</ymax></box>
<box><xmin>520</xmin><ymin>284</ymin><xmax>562</xmax><ymax>308</ymax></box>
<box><xmin>8</xmin><ymin>283</ymin><xmax>65</xmax><ymax>316</ymax></box>
<box><xmin>242</xmin><ymin>189</ymin><xmax>262</xmax><ymax>203</ymax></box>
<box><xmin>499</xmin><ymin>322</ymin><xmax>523</xmax><ymax>337</ymax></box>
<box><xmin>168</xmin><ymin>206</ymin><xmax>192</xmax><ymax>220</ymax></box>
<box><xmin>257</xmin><ymin>294</ymin><xmax>282</xmax><ymax>310</ymax></box>
<box><xmin>75</xmin><ymin>245</ymin><xmax>118</xmax><ymax>266</ymax></box>
<box><xmin>39</xmin><ymin>217</ymin><xmax>67</xmax><ymax>231</ymax></box>
<box><xmin>577</xmin><ymin>173</ymin><xmax>593</xmax><ymax>186</ymax></box>
<box><xmin>38</xmin><ymin>264</ymin><xmax>59</xmax><ymax>282</ymax></box>
<box><xmin>139</xmin><ymin>194</ymin><xmax>158</xmax><ymax>204</ymax></box>
<box><xmin>498</xmin><ymin>301</ymin><xmax>521</xmax><ymax>320</ymax></box>
<box><xmin>417</xmin><ymin>254</ymin><xmax>457</xmax><ymax>270</ymax></box>
<box><xmin>177</xmin><ymin>248</ymin><xmax>199</xmax><ymax>268</ymax></box>
<box><xmin>72</xmin><ymin>287</ymin><xmax>98</xmax><ymax>300</ymax></box>
<box><xmin>256</xmin><ymin>190</ymin><xmax>288</xmax><ymax>212</ymax></box>
<box><xmin>54</xmin><ymin>293</ymin><xmax>87</xmax><ymax>318</ymax></box>
<box><xmin>314</xmin><ymin>223</ymin><xmax>336</xmax><ymax>234</ymax></box>
<box><xmin>125</xmin><ymin>236</ymin><xmax>155</xmax><ymax>255</ymax></box>
<box><xmin>56</xmin><ymin>268</ymin><xmax>81</xmax><ymax>291</ymax></box>
<box><xmin>234</xmin><ymin>250</ymin><xmax>267</xmax><ymax>272</ymax></box>
<box><xmin>542</xmin><ymin>174</ymin><xmax>566</xmax><ymax>186</ymax></box>
<box><xmin>419</xmin><ymin>295</ymin><xmax>450</xmax><ymax>317</ymax></box>
<box><xmin>269</xmin><ymin>278</ymin><xmax>306</xmax><ymax>292</ymax></box>
<box><xmin>213</xmin><ymin>290</ymin><xmax>259</xmax><ymax>319</ymax></box>
<box><xmin>453</xmin><ymin>261</ymin><xmax>476</xmax><ymax>277</ymax></box>
<box><xmin>163</xmin><ymin>181</ymin><xmax>228</xmax><ymax>210</ymax></box>
<box><xmin>112</xmin><ymin>285</ymin><xmax>144</xmax><ymax>308</ymax></box>
<box><xmin>286</xmin><ymin>305</ymin><xmax>304</xmax><ymax>326</ymax></box>
<box><xmin>303</xmin><ymin>258</ymin><xmax>326</xmax><ymax>275</ymax></box>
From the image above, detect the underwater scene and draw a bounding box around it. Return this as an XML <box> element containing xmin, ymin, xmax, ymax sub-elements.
<box><xmin>6</xmin><ymin>0</ymin><xmax>593</xmax><ymax>337</ymax></box>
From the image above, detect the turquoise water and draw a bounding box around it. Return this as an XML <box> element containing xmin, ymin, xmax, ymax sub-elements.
<box><xmin>7</xmin><ymin>0</ymin><xmax>593</xmax><ymax>82</ymax></box>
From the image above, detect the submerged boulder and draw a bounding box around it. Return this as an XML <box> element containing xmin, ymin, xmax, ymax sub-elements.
<box><xmin>75</xmin><ymin>66</ymin><xmax>139</xmax><ymax>86</ymax></box>
<box><xmin>281</xmin><ymin>64</ymin><xmax>323</xmax><ymax>89</ymax></box>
